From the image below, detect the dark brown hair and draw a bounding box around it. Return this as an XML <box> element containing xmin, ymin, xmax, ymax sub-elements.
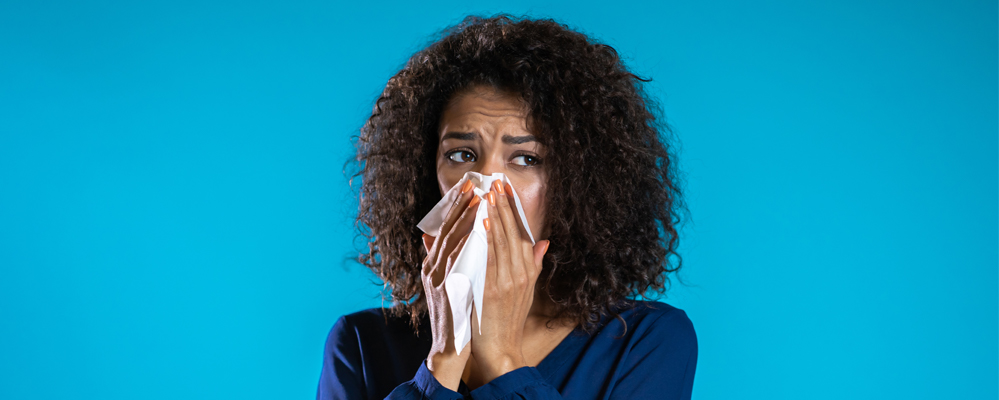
<box><xmin>350</xmin><ymin>14</ymin><xmax>687</xmax><ymax>334</ymax></box>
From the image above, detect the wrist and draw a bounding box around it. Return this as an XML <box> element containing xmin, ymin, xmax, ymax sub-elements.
<box><xmin>426</xmin><ymin>352</ymin><xmax>467</xmax><ymax>392</ymax></box>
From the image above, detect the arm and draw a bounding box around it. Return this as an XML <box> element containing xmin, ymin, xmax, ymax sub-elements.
<box><xmin>607</xmin><ymin>309</ymin><xmax>699</xmax><ymax>400</ymax></box>
<box><xmin>317</xmin><ymin>181</ymin><xmax>484</xmax><ymax>399</ymax></box>
<box><xmin>316</xmin><ymin>315</ymin><xmax>466</xmax><ymax>400</ymax></box>
<box><xmin>383</xmin><ymin>361</ymin><xmax>465</xmax><ymax>400</ymax></box>
<box><xmin>460</xmin><ymin>181</ymin><xmax>562</xmax><ymax>400</ymax></box>
<box><xmin>314</xmin><ymin>310</ymin><xmax>564</xmax><ymax>400</ymax></box>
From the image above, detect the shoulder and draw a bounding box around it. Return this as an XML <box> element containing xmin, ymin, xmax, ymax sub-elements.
<box><xmin>323</xmin><ymin>308</ymin><xmax>377</xmax><ymax>355</ymax></box>
<box><xmin>325</xmin><ymin>307</ymin><xmax>411</xmax><ymax>345</ymax></box>
<box><xmin>613</xmin><ymin>300</ymin><xmax>697</xmax><ymax>351</ymax></box>
<box><xmin>592</xmin><ymin>301</ymin><xmax>697</xmax><ymax>398</ymax></box>
<box><xmin>331</xmin><ymin>307</ymin><xmax>391</xmax><ymax>332</ymax></box>
<box><xmin>326</xmin><ymin>307</ymin><xmax>377</xmax><ymax>338</ymax></box>
<box><xmin>323</xmin><ymin>306</ymin><xmax>432</xmax><ymax>362</ymax></box>
<box><xmin>319</xmin><ymin>308</ymin><xmax>434</xmax><ymax>399</ymax></box>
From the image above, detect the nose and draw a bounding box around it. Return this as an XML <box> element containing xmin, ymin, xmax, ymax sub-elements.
<box><xmin>476</xmin><ymin>151</ymin><xmax>506</xmax><ymax>177</ymax></box>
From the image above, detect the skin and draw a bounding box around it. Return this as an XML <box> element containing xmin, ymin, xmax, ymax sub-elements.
<box><xmin>420</xmin><ymin>85</ymin><xmax>578</xmax><ymax>391</ymax></box>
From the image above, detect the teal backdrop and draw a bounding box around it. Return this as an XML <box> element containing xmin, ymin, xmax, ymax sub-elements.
<box><xmin>1</xmin><ymin>1</ymin><xmax>995</xmax><ymax>399</ymax></box>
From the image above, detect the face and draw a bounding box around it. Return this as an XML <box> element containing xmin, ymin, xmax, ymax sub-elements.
<box><xmin>436</xmin><ymin>85</ymin><xmax>549</xmax><ymax>240</ymax></box>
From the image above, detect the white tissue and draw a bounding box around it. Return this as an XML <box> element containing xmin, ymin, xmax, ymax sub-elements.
<box><xmin>417</xmin><ymin>172</ymin><xmax>535</xmax><ymax>355</ymax></box>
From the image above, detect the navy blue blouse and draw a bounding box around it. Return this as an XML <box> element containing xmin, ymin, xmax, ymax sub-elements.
<box><xmin>317</xmin><ymin>300</ymin><xmax>697</xmax><ymax>400</ymax></box>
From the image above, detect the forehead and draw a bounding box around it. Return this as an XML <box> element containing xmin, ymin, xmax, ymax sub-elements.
<box><xmin>438</xmin><ymin>86</ymin><xmax>530</xmax><ymax>137</ymax></box>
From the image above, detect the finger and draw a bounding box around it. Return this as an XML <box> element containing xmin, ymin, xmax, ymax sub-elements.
<box><xmin>492</xmin><ymin>181</ymin><xmax>528</xmax><ymax>278</ymax></box>
<box><xmin>437</xmin><ymin>180</ymin><xmax>475</xmax><ymax>243</ymax></box>
<box><xmin>425</xmin><ymin>190</ymin><xmax>476</xmax><ymax>278</ymax></box>
<box><xmin>503</xmin><ymin>182</ymin><xmax>533</xmax><ymax>242</ymax></box>
<box><xmin>436</xmin><ymin>195</ymin><xmax>481</xmax><ymax>268</ymax></box>
<box><xmin>503</xmin><ymin>181</ymin><xmax>536</xmax><ymax>277</ymax></box>
<box><xmin>434</xmin><ymin>180</ymin><xmax>476</xmax><ymax>257</ymax></box>
<box><xmin>501</xmin><ymin>182</ymin><xmax>541</xmax><ymax>283</ymax></box>
<box><xmin>484</xmin><ymin>214</ymin><xmax>498</xmax><ymax>295</ymax></box>
<box><xmin>437</xmin><ymin>233</ymin><xmax>469</xmax><ymax>287</ymax></box>
<box><xmin>421</xmin><ymin>234</ymin><xmax>436</xmax><ymax>276</ymax></box>
<box><xmin>486</xmin><ymin>189</ymin><xmax>512</xmax><ymax>286</ymax></box>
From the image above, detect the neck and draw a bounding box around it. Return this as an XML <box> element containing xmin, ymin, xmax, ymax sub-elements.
<box><xmin>526</xmin><ymin>286</ymin><xmax>571</xmax><ymax>330</ymax></box>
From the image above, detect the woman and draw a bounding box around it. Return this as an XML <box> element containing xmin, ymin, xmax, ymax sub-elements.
<box><xmin>318</xmin><ymin>15</ymin><xmax>696</xmax><ymax>400</ymax></box>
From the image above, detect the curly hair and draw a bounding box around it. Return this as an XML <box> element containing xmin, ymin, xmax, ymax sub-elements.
<box><xmin>350</xmin><ymin>14</ymin><xmax>687</xmax><ymax>335</ymax></box>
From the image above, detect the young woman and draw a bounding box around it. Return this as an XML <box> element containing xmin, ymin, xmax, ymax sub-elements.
<box><xmin>318</xmin><ymin>15</ymin><xmax>697</xmax><ymax>400</ymax></box>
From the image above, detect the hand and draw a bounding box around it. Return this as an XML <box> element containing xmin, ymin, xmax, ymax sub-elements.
<box><xmin>470</xmin><ymin>180</ymin><xmax>551</xmax><ymax>384</ymax></box>
<box><xmin>421</xmin><ymin>180</ymin><xmax>480</xmax><ymax>391</ymax></box>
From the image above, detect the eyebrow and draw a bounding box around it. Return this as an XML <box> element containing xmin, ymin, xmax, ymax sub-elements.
<box><xmin>440</xmin><ymin>131</ymin><xmax>538</xmax><ymax>145</ymax></box>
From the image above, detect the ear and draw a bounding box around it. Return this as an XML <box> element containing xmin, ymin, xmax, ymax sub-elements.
<box><xmin>422</xmin><ymin>234</ymin><xmax>435</xmax><ymax>254</ymax></box>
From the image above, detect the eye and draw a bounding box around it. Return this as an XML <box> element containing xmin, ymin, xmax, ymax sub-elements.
<box><xmin>512</xmin><ymin>154</ymin><xmax>541</xmax><ymax>166</ymax></box>
<box><xmin>446</xmin><ymin>150</ymin><xmax>476</xmax><ymax>163</ymax></box>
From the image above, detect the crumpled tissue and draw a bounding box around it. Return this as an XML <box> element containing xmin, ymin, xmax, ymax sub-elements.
<box><xmin>416</xmin><ymin>172</ymin><xmax>535</xmax><ymax>355</ymax></box>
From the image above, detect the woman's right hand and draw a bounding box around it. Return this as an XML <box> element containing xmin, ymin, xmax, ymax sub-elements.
<box><xmin>421</xmin><ymin>180</ymin><xmax>480</xmax><ymax>391</ymax></box>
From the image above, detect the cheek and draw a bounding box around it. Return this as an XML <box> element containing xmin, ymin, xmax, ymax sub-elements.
<box><xmin>437</xmin><ymin>167</ymin><xmax>462</xmax><ymax>196</ymax></box>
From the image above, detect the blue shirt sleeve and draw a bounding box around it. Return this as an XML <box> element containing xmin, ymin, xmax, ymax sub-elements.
<box><xmin>606</xmin><ymin>309</ymin><xmax>698</xmax><ymax>400</ymax></box>
<box><xmin>317</xmin><ymin>314</ymin><xmax>464</xmax><ymax>400</ymax></box>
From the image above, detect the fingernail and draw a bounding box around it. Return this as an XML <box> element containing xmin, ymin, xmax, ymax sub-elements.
<box><xmin>543</xmin><ymin>240</ymin><xmax>550</xmax><ymax>254</ymax></box>
<box><xmin>492</xmin><ymin>180</ymin><xmax>504</xmax><ymax>195</ymax></box>
<box><xmin>461</xmin><ymin>180</ymin><xmax>474</xmax><ymax>193</ymax></box>
<box><xmin>483</xmin><ymin>218</ymin><xmax>490</xmax><ymax>231</ymax></box>
<box><xmin>486</xmin><ymin>192</ymin><xmax>495</xmax><ymax>206</ymax></box>
<box><xmin>468</xmin><ymin>195</ymin><xmax>481</xmax><ymax>208</ymax></box>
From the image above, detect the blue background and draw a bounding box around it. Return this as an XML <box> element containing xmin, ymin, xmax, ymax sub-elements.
<box><xmin>1</xmin><ymin>1</ymin><xmax>995</xmax><ymax>399</ymax></box>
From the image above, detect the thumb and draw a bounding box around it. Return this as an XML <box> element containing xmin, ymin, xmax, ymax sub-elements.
<box><xmin>532</xmin><ymin>240</ymin><xmax>550</xmax><ymax>271</ymax></box>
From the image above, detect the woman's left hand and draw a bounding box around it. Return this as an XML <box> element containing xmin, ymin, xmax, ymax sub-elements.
<box><xmin>469</xmin><ymin>180</ymin><xmax>551</xmax><ymax>383</ymax></box>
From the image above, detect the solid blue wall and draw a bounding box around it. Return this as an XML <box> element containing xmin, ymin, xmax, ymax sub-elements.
<box><xmin>1</xmin><ymin>1</ymin><xmax>995</xmax><ymax>399</ymax></box>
